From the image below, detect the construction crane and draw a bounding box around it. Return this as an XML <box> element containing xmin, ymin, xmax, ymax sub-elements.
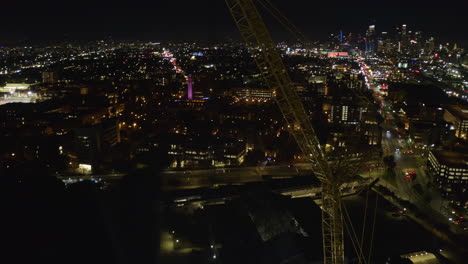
<box><xmin>225</xmin><ymin>1</ymin><xmax>374</xmax><ymax>263</ymax></box>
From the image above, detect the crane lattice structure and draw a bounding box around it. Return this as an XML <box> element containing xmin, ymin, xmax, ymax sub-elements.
<box><xmin>225</xmin><ymin>1</ymin><xmax>375</xmax><ymax>263</ymax></box>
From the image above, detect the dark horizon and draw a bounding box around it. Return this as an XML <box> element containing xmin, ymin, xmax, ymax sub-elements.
<box><xmin>1</xmin><ymin>0</ymin><xmax>467</xmax><ymax>47</ymax></box>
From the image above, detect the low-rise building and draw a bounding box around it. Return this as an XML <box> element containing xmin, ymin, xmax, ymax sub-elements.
<box><xmin>138</xmin><ymin>134</ymin><xmax>246</xmax><ymax>168</ymax></box>
<box><xmin>73</xmin><ymin>118</ymin><xmax>121</xmax><ymax>172</ymax></box>
<box><xmin>231</xmin><ymin>87</ymin><xmax>273</xmax><ymax>102</ymax></box>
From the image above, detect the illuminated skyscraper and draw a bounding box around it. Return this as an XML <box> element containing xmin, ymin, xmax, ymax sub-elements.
<box><xmin>187</xmin><ymin>74</ymin><xmax>193</xmax><ymax>100</ymax></box>
<box><xmin>426</xmin><ymin>36</ymin><xmax>435</xmax><ymax>54</ymax></box>
<box><xmin>367</xmin><ymin>25</ymin><xmax>375</xmax><ymax>36</ymax></box>
<box><xmin>366</xmin><ymin>25</ymin><xmax>376</xmax><ymax>52</ymax></box>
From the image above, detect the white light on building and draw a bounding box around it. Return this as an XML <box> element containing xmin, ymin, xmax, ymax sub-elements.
<box><xmin>78</xmin><ymin>164</ymin><xmax>92</xmax><ymax>174</ymax></box>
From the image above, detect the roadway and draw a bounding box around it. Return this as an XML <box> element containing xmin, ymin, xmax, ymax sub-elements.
<box><xmin>58</xmin><ymin>164</ymin><xmax>315</xmax><ymax>190</ymax></box>
<box><xmin>358</xmin><ymin>55</ymin><xmax>428</xmax><ymax>189</ymax></box>
<box><xmin>361</xmin><ymin>57</ymin><xmax>468</xmax><ymax>233</ymax></box>
<box><xmin>362</xmin><ymin>58</ymin><xmax>433</xmax><ymax>196</ymax></box>
<box><xmin>160</xmin><ymin>164</ymin><xmax>313</xmax><ymax>191</ymax></box>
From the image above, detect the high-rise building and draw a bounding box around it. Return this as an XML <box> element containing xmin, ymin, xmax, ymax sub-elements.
<box><xmin>425</xmin><ymin>37</ymin><xmax>435</xmax><ymax>54</ymax></box>
<box><xmin>366</xmin><ymin>25</ymin><xmax>376</xmax><ymax>52</ymax></box>
<box><xmin>399</xmin><ymin>24</ymin><xmax>411</xmax><ymax>53</ymax></box>
<box><xmin>368</xmin><ymin>25</ymin><xmax>375</xmax><ymax>35</ymax></box>
<box><xmin>377</xmin><ymin>32</ymin><xmax>389</xmax><ymax>53</ymax></box>
<box><xmin>428</xmin><ymin>150</ymin><xmax>468</xmax><ymax>206</ymax></box>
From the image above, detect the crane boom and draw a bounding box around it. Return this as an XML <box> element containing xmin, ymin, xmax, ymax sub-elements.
<box><xmin>225</xmin><ymin>0</ymin><xmax>330</xmax><ymax>182</ymax></box>
<box><xmin>225</xmin><ymin>1</ymin><xmax>344</xmax><ymax>263</ymax></box>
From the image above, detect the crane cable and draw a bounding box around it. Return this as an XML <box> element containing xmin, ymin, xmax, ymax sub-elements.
<box><xmin>342</xmin><ymin>202</ymin><xmax>367</xmax><ymax>263</ymax></box>
<box><xmin>255</xmin><ymin>0</ymin><xmax>310</xmax><ymax>44</ymax></box>
<box><xmin>343</xmin><ymin>187</ymin><xmax>379</xmax><ymax>264</ymax></box>
<box><xmin>360</xmin><ymin>188</ymin><xmax>370</xmax><ymax>257</ymax></box>
<box><xmin>342</xmin><ymin>214</ymin><xmax>366</xmax><ymax>264</ymax></box>
<box><xmin>367</xmin><ymin>193</ymin><xmax>378</xmax><ymax>264</ymax></box>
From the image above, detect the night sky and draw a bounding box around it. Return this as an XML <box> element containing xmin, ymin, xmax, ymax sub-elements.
<box><xmin>1</xmin><ymin>0</ymin><xmax>466</xmax><ymax>46</ymax></box>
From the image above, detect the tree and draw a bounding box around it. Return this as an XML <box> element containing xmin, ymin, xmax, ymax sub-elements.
<box><xmin>383</xmin><ymin>169</ymin><xmax>397</xmax><ymax>187</ymax></box>
<box><xmin>396</xmin><ymin>120</ymin><xmax>406</xmax><ymax>130</ymax></box>
<box><xmin>412</xmin><ymin>184</ymin><xmax>424</xmax><ymax>196</ymax></box>
<box><xmin>396</xmin><ymin>89</ymin><xmax>408</xmax><ymax>103</ymax></box>
<box><xmin>383</xmin><ymin>155</ymin><xmax>396</xmax><ymax>169</ymax></box>
<box><xmin>244</xmin><ymin>150</ymin><xmax>265</xmax><ymax>166</ymax></box>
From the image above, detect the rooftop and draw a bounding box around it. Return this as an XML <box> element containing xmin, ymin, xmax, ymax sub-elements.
<box><xmin>446</xmin><ymin>104</ymin><xmax>468</xmax><ymax>120</ymax></box>
<box><xmin>432</xmin><ymin>150</ymin><xmax>468</xmax><ymax>168</ymax></box>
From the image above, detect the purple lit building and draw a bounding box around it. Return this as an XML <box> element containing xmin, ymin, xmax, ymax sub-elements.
<box><xmin>187</xmin><ymin>74</ymin><xmax>193</xmax><ymax>100</ymax></box>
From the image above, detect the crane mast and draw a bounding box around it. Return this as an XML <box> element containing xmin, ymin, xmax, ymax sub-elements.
<box><xmin>225</xmin><ymin>0</ymin><xmax>344</xmax><ymax>263</ymax></box>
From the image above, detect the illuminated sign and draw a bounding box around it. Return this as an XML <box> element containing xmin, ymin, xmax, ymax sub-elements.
<box><xmin>327</xmin><ymin>52</ymin><xmax>349</xmax><ymax>58</ymax></box>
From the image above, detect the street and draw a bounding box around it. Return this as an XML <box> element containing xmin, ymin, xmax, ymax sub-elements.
<box><xmin>359</xmin><ymin>56</ymin><xmax>468</xmax><ymax>234</ymax></box>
